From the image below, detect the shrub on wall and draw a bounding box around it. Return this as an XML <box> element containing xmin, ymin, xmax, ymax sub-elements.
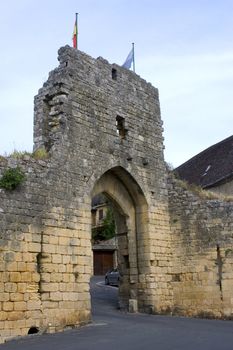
<box><xmin>0</xmin><ymin>167</ymin><xmax>26</xmax><ymax>190</ymax></box>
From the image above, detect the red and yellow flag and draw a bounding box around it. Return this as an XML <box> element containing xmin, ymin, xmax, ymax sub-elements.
<box><xmin>72</xmin><ymin>15</ymin><xmax>78</xmax><ymax>49</ymax></box>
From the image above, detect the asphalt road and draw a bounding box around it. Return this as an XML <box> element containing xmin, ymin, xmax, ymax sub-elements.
<box><xmin>1</xmin><ymin>276</ymin><xmax>233</xmax><ymax>350</ymax></box>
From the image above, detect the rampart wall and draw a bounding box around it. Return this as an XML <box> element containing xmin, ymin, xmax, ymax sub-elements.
<box><xmin>168</xmin><ymin>174</ymin><xmax>233</xmax><ymax>318</ymax></box>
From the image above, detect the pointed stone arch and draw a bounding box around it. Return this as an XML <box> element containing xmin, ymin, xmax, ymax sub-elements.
<box><xmin>91</xmin><ymin>166</ymin><xmax>148</xmax><ymax>311</ymax></box>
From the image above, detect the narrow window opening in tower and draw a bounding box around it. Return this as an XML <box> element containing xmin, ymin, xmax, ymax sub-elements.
<box><xmin>112</xmin><ymin>68</ymin><xmax>117</xmax><ymax>80</ymax></box>
<box><xmin>123</xmin><ymin>255</ymin><xmax>130</xmax><ymax>269</ymax></box>
<box><xmin>116</xmin><ymin>115</ymin><xmax>128</xmax><ymax>139</ymax></box>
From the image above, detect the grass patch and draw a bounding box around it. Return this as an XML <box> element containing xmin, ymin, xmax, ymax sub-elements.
<box><xmin>10</xmin><ymin>150</ymin><xmax>32</xmax><ymax>159</ymax></box>
<box><xmin>8</xmin><ymin>148</ymin><xmax>49</xmax><ymax>161</ymax></box>
<box><xmin>32</xmin><ymin>148</ymin><xmax>49</xmax><ymax>160</ymax></box>
<box><xmin>175</xmin><ymin>177</ymin><xmax>233</xmax><ymax>202</ymax></box>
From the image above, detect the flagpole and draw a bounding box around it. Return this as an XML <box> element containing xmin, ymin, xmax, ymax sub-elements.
<box><xmin>75</xmin><ymin>12</ymin><xmax>78</xmax><ymax>49</ymax></box>
<box><xmin>132</xmin><ymin>42</ymin><xmax>135</xmax><ymax>72</ymax></box>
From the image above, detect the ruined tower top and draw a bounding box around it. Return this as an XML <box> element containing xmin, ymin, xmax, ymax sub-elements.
<box><xmin>33</xmin><ymin>46</ymin><xmax>164</xmax><ymax>172</ymax></box>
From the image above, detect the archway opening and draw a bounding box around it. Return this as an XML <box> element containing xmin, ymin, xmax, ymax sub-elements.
<box><xmin>90</xmin><ymin>166</ymin><xmax>148</xmax><ymax>313</ymax></box>
<box><xmin>92</xmin><ymin>194</ymin><xmax>118</xmax><ymax>276</ymax></box>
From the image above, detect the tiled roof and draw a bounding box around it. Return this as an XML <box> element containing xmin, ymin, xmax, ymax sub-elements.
<box><xmin>175</xmin><ymin>135</ymin><xmax>233</xmax><ymax>189</ymax></box>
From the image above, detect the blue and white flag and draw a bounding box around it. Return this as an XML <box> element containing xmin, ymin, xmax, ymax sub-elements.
<box><xmin>122</xmin><ymin>48</ymin><xmax>134</xmax><ymax>69</ymax></box>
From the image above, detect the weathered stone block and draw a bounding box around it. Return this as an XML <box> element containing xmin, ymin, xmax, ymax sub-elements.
<box><xmin>10</xmin><ymin>293</ymin><xmax>24</xmax><ymax>302</ymax></box>
<box><xmin>50</xmin><ymin>292</ymin><xmax>63</xmax><ymax>301</ymax></box>
<box><xmin>0</xmin><ymin>311</ymin><xmax>7</xmax><ymax>321</ymax></box>
<box><xmin>5</xmin><ymin>262</ymin><xmax>17</xmax><ymax>271</ymax></box>
<box><xmin>5</xmin><ymin>283</ymin><xmax>17</xmax><ymax>293</ymax></box>
<box><xmin>7</xmin><ymin>311</ymin><xmax>24</xmax><ymax>321</ymax></box>
<box><xmin>14</xmin><ymin>301</ymin><xmax>27</xmax><ymax>311</ymax></box>
<box><xmin>10</xmin><ymin>272</ymin><xmax>21</xmax><ymax>283</ymax></box>
<box><xmin>27</xmin><ymin>242</ymin><xmax>41</xmax><ymax>252</ymax></box>
<box><xmin>27</xmin><ymin>300</ymin><xmax>41</xmax><ymax>310</ymax></box>
<box><xmin>21</xmin><ymin>272</ymin><xmax>31</xmax><ymax>282</ymax></box>
<box><xmin>3</xmin><ymin>302</ymin><xmax>14</xmax><ymax>311</ymax></box>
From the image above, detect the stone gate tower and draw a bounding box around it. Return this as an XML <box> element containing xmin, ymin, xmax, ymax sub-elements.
<box><xmin>0</xmin><ymin>46</ymin><xmax>172</xmax><ymax>342</ymax></box>
<box><xmin>33</xmin><ymin>45</ymin><xmax>173</xmax><ymax>313</ymax></box>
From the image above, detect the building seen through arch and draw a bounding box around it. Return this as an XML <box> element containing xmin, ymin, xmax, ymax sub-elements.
<box><xmin>91</xmin><ymin>193</ymin><xmax>118</xmax><ymax>275</ymax></box>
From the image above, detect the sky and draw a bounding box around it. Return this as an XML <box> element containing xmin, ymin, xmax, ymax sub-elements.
<box><xmin>0</xmin><ymin>0</ymin><xmax>232</xmax><ymax>167</ymax></box>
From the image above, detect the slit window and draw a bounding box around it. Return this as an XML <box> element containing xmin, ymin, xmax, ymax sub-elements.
<box><xmin>116</xmin><ymin>115</ymin><xmax>128</xmax><ymax>139</ymax></box>
<box><xmin>112</xmin><ymin>68</ymin><xmax>117</xmax><ymax>80</ymax></box>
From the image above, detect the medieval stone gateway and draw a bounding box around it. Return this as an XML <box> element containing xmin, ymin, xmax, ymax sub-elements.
<box><xmin>0</xmin><ymin>46</ymin><xmax>233</xmax><ymax>343</ymax></box>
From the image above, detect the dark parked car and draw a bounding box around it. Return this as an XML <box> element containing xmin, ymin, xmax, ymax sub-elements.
<box><xmin>105</xmin><ymin>268</ymin><xmax>120</xmax><ymax>286</ymax></box>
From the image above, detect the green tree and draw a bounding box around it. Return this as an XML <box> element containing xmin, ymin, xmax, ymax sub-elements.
<box><xmin>92</xmin><ymin>207</ymin><xmax>115</xmax><ymax>242</ymax></box>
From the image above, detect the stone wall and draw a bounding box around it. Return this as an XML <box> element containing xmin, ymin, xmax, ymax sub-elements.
<box><xmin>168</xmin><ymin>174</ymin><xmax>233</xmax><ymax>318</ymax></box>
<box><xmin>0</xmin><ymin>156</ymin><xmax>49</xmax><ymax>342</ymax></box>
